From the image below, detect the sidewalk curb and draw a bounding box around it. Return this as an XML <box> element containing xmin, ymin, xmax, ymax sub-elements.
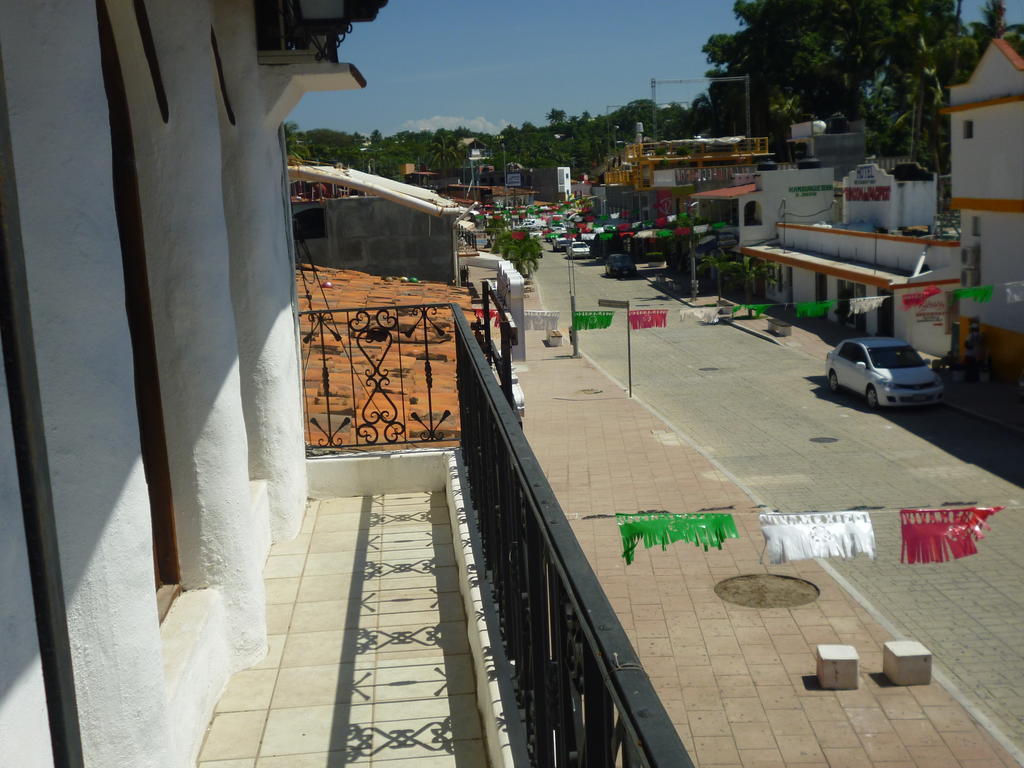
<box><xmin>729</xmin><ymin>321</ymin><xmax>783</xmax><ymax>346</ymax></box>
<box><xmin>943</xmin><ymin>400</ymin><xmax>1024</xmax><ymax>437</ymax></box>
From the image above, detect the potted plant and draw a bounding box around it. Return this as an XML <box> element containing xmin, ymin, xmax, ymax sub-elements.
<box><xmin>647</xmin><ymin>250</ymin><xmax>666</xmax><ymax>268</ymax></box>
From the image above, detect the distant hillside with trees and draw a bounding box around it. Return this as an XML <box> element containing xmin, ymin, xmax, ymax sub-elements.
<box><xmin>286</xmin><ymin>0</ymin><xmax>1022</xmax><ymax>180</ymax></box>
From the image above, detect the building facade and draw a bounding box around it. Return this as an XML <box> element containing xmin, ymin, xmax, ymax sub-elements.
<box><xmin>1</xmin><ymin>1</ymin><xmax>367</xmax><ymax>765</ymax></box>
<box><xmin>943</xmin><ymin>39</ymin><xmax>1024</xmax><ymax>380</ymax></box>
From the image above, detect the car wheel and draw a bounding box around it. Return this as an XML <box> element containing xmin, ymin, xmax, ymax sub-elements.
<box><xmin>828</xmin><ymin>370</ymin><xmax>839</xmax><ymax>393</ymax></box>
<box><xmin>865</xmin><ymin>385</ymin><xmax>879</xmax><ymax>409</ymax></box>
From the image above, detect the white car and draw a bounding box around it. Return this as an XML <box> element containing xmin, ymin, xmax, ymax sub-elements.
<box><xmin>825</xmin><ymin>337</ymin><xmax>943</xmax><ymax>409</ymax></box>
<box><xmin>568</xmin><ymin>241</ymin><xmax>590</xmax><ymax>259</ymax></box>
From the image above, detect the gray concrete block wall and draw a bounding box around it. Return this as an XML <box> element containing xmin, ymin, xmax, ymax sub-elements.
<box><xmin>317</xmin><ymin>198</ymin><xmax>455</xmax><ymax>283</ymax></box>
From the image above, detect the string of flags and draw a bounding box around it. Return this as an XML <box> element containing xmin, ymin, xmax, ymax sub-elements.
<box><xmin>628</xmin><ymin>309</ymin><xmax>668</xmax><ymax>330</ymax></box>
<box><xmin>523</xmin><ymin>310</ymin><xmax>560</xmax><ymax>331</ymax></box>
<box><xmin>617</xmin><ymin>512</ymin><xmax>740</xmax><ymax>565</ymax></box>
<box><xmin>616</xmin><ymin>506</ymin><xmax>1004</xmax><ymax>566</ymax></box>
<box><xmin>760</xmin><ymin>511</ymin><xmax>876</xmax><ymax>565</ymax></box>
<box><xmin>572</xmin><ymin>311</ymin><xmax>614</xmax><ymax>330</ymax></box>
<box><xmin>900</xmin><ymin>506</ymin><xmax>1002</xmax><ymax>564</ymax></box>
<box><xmin>556</xmin><ymin>281</ymin><xmax>1022</xmax><ymax>334</ymax></box>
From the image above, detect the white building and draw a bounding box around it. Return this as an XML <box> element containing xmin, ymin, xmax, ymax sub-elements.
<box><xmin>739</xmin><ymin>163</ymin><xmax>960</xmax><ymax>355</ymax></box>
<box><xmin>942</xmin><ymin>38</ymin><xmax>1024</xmax><ymax>380</ymax></box>
<box><xmin>0</xmin><ymin>2</ymin><xmax>365</xmax><ymax>765</ymax></box>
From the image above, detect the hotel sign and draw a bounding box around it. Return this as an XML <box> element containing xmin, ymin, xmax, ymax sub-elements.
<box><xmin>845</xmin><ymin>163</ymin><xmax>891</xmax><ymax>201</ymax></box>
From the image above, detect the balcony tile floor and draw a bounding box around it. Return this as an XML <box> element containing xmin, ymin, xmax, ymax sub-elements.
<box><xmin>198</xmin><ymin>492</ymin><xmax>487</xmax><ymax>767</ymax></box>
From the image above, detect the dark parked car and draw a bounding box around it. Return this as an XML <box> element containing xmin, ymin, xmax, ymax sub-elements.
<box><xmin>604</xmin><ymin>253</ymin><xmax>637</xmax><ymax>278</ymax></box>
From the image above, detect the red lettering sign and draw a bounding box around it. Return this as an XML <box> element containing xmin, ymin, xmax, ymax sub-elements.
<box><xmin>844</xmin><ymin>186</ymin><xmax>891</xmax><ymax>201</ymax></box>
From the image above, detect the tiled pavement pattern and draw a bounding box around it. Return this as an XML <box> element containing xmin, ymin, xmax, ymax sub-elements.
<box><xmin>198</xmin><ymin>493</ymin><xmax>486</xmax><ymax>767</ymax></box>
<box><xmin>517</xmin><ymin>333</ymin><xmax>1017</xmax><ymax>768</ymax></box>
<box><xmin>523</xmin><ymin>249</ymin><xmax>1024</xmax><ymax>752</ymax></box>
<box><xmin>508</xmin><ymin>250</ymin><xmax>1021</xmax><ymax>766</ymax></box>
<box><xmin>295</xmin><ymin>264</ymin><xmax>474</xmax><ymax>452</ymax></box>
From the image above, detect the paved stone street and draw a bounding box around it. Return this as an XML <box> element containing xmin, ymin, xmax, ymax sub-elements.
<box><xmin>518</xmin><ymin>245</ymin><xmax>1024</xmax><ymax>758</ymax></box>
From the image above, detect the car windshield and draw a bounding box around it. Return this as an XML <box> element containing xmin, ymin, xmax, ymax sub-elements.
<box><xmin>867</xmin><ymin>346</ymin><xmax>925</xmax><ymax>369</ymax></box>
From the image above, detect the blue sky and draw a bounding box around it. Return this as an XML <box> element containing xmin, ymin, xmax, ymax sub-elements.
<box><xmin>286</xmin><ymin>0</ymin><xmax>1019</xmax><ymax>136</ymax></box>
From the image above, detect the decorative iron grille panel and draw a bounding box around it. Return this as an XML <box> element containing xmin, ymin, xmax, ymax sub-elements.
<box><xmin>299</xmin><ymin>304</ymin><xmax>459</xmax><ymax>453</ymax></box>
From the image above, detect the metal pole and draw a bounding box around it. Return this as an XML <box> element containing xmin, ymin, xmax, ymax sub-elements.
<box><xmin>690</xmin><ymin>232</ymin><xmax>698</xmax><ymax>301</ymax></box>
<box><xmin>651</xmin><ymin>78</ymin><xmax>657</xmax><ymax>141</ymax></box>
<box><xmin>0</xmin><ymin>42</ymin><xmax>84</xmax><ymax>767</ymax></box>
<box><xmin>568</xmin><ymin>253</ymin><xmax>580</xmax><ymax>358</ymax></box>
<box><xmin>745</xmin><ymin>74</ymin><xmax>751</xmax><ymax>138</ymax></box>
<box><xmin>626</xmin><ymin>304</ymin><xmax>633</xmax><ymax>398</ymax></box>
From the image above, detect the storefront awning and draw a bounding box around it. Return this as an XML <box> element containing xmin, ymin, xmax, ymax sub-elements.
<box><xmin>288</xmin><ymin>164</ymin><xmax>467</xmax><ymax>218</ymax></box>
<box><xmin>689</xmin><ymin>183</ymin><xmax>757</xmax><ymax>200</ymax></box>
<box><xmin>740</xmin><ymin>244</ymin><xmax>912</xmax><ymax>289</ymax></box>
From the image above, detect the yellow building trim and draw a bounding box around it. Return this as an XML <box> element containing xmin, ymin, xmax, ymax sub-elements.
<box><xmin>951</xmin><ymin>197</ymin><xmax>1024</xmax><ymax>213</ymax></box>
<box><xmin>958</xmin><ymin>316</ymin><xmax>1024</xmax><ymax>381</ymax></box>
<box><xmin>940</xmin><ymin>93</ymin><xmax>1024</xmax><ymax>113</ymax></box>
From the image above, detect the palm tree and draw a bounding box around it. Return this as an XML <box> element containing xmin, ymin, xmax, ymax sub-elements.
<box><xmin>732</xmin><ymin>255</ymin><xmax>770</xmax><ymax>308</ymax></box>
<box><xmin>284</xmin><ymin>121</ymin><xmax>309</xmax><ymax>164</ymax></box>
<box><xmin>508</xmin><ymin>237</ymin><xmax>541</xmax><ymax>277</ymax></box>
<box><xmin>546</xmin><ymin>108</ymin><xmax>567</xmax><ymax>125</ymax></box>
<box><xmin>697</xmin><ymin>249</ymin><xmax>736</xmax><ymax>303</ymax></box>
<box><xmin>428</xmin><ymin>132</ymin><xmax>464</xmax><ymax>174</ymax></box>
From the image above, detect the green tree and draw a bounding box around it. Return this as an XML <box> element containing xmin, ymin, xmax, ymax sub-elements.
<box><xmin>428</xmin><ymin>131</ymin><xmax>464</xmax><ymax>173</ymax></box>
<box><xmin>697</xmin><ymin>249</ymin><xmax>737</xmax><ymax>303</ymax></box>
<box><xmin>732</xmin><ymin>255</ymin><xmax>771</xmax><ymax>307</ymax></box>
<box><xmin>283</xmin><ymin>121</ymin><xmax>309</xmax><ymax>163</ymax></box>
<box><xmin>546</xmin><ymin>108</ymin><xmax>567</xmax><ymax>125</ymax></box>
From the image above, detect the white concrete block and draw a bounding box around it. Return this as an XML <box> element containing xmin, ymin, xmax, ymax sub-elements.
<box><xmin>883</xmin><ymin>640</ymin><xmax>932</xmax><ymax>686</ymax></box>
<box><xmin>816</xmin><ymin>644</ymin><xmax>859</xmax><ymax>689</ymax></box>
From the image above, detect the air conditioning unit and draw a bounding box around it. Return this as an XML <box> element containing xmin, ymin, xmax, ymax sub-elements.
<box><xmin>960</xmin><ymin>244</ymin><xmax>980</xmax><ymax>268</ymax></box>
<box><xmin>961</xmin><ymin>266</ymin><xmax>980</xmax><ymax>287</ymax></box>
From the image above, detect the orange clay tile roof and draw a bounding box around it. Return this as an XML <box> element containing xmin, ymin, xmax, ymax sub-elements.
<box><xmin>993</xmin><ymin>38</ymin><xmax>1024</xmax><ymax>71</ymax></box>
<box><xmin>295</xmin><ymin>264</ymin><xmax>476</xmax><ymax>452</ymax></box>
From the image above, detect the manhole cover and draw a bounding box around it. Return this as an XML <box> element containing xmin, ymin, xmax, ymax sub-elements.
<box><xmin>577</xmin><ymin>388</ymin><xmax>603</xmax><ymax>395</ymax></box>
<box><xmin>810</xmin><ymin>436</ymin><xmax>839</xmax><ymax>443</ymax></box>
<box><xmin>699</xmin><ymin>367</ymin><xmax>720</xmax><ymax>371</ymax></box>
<box><xmin>715</xmin><ymin>574</ymin><xmax>820</xmax><ymax>608</ymax></box>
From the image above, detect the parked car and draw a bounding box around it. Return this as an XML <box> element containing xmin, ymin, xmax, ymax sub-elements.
<box><xmin>825</xmin><ymin>337</ymin><xmax>943</xmax><ymax>409</ymax></box>
<box><xmin>568</xmin><ymin>241</ymin><xmax>590</xmax><ymax>259</ymax></box>
<box><xmin>552</xmin><ymin>237</ymin><xmax>571</xmax><ymax>252</ymax></box>
<box><xmin>604</xmin><ymin>253</ymin><xmax>637</xmax><ymax>278</ymax></box>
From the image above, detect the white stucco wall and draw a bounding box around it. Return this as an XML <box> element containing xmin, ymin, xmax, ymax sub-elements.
<box><xmin>113</xmin><ymin>0</ymin><xmax>268</xmax><ymax>675</ymax></box>
<box><xmin>950</xmin><ymin>41</ymin><xmax>1024</xmax><ymax>107</ymax></box>
<box><xmin>214</xmin><ymin>0</ymin><xmax>308</xmax><ymax>540</ymax></box>
<box><xmin>949</xmin><ymin>104</ymin><xmax>1024</xmax><ymax>201</ymax></box>
<box><xmin>739</xmin><ymin>167</ymin><xmax>835</xmax><ymax>245</ymax></box>
<box><xmin>0</xmin><ymin>341</ymin><xmax>55</xmax><ymax>768</ymax></box>
<box><xmin>780</xmin><ymin>224</ymin><xmax>958</xmax><ymax>276</ymax></box>
<box><xmin>959</xmin><ymin>213</ymin><xmax>1024</xmax><ymax>334</ymax></box>
<box><xmin>1</xmin><ymin>2</ymin><xmax>172</xmax><ymax>765</ymax></box>
<box><xmin>893</xmin><ymin>287</ymin><xmax>954</xmax><ymax>356</ymax></box>
<box><xmin>790</xmin><ymin>266</ymin><xmax>818</xmax><ymax>304</ymax></box>
<box><xmin>497</xmin><ymin>260</ymin><xmax>526</xmax><ymax>361</ymax></box>
<box><xmin>3</xmin><ymin>0</ymin><xmax>375</xmax><ymax>764</ymax></box>
<box><xmin>842</xmin><ymin>164</ymin><xmax>937</xmax><ymax>231</ymax></box>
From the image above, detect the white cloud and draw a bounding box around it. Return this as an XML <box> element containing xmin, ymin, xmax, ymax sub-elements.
<box><xmin>401</xmin><ymin>115</ymin><xmax>510</xmax><ymax>134</ymax></box>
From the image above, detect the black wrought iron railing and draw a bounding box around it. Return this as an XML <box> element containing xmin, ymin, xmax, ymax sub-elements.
<box><xmin>455</xmin><ymin>309</ymin><xmax>693</xmax><ymax>768</ymax></box>
<box><xmin>299</xmin><ymin>304</ymin><xmax>460</xmax><ymax>453</ymax></box>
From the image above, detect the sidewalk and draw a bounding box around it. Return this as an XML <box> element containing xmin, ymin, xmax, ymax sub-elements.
<box><xmin>513</xmin><ymin>327</ymin><xmax>1017</xmax><ymax>767</ymax></box>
